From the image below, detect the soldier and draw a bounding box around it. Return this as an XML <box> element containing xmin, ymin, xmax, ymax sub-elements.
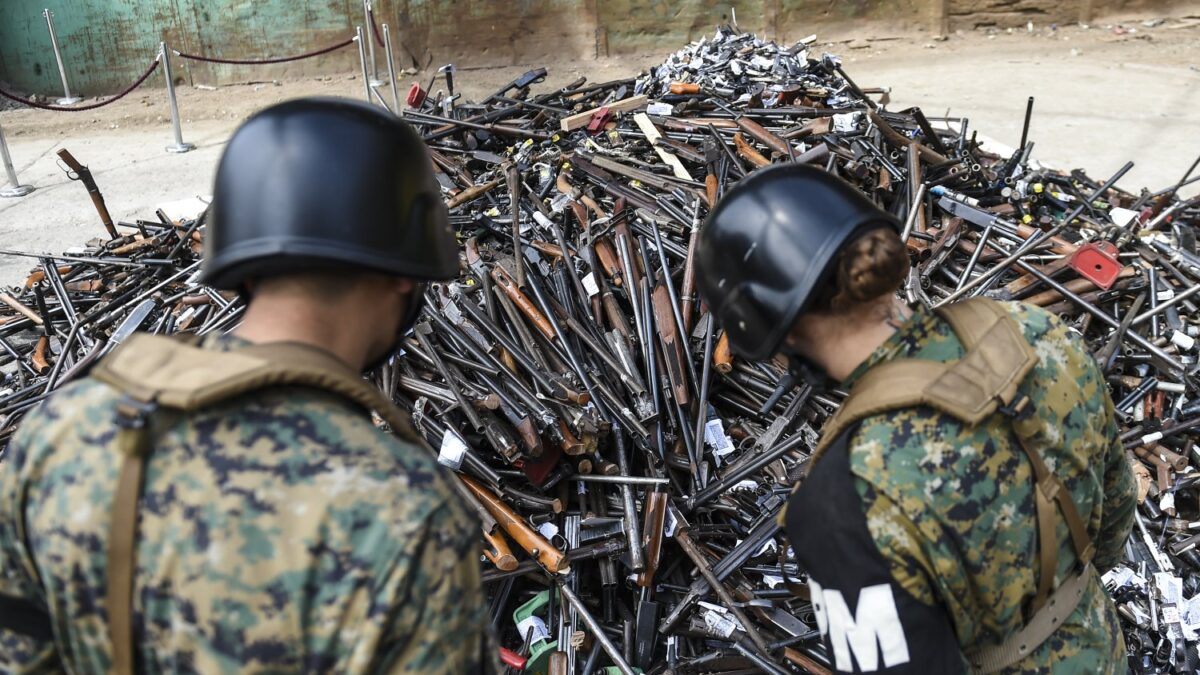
<box><xmin>0</xmin><ymin>98</ymin><xmax>492</xmax><ymax>673</ymax></box>
<box><xmin>696</xmin><ymin>164</ymin><xmax>1136</xmax><ymax>673</ymax></box>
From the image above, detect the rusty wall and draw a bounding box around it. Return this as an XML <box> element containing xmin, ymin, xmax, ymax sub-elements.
<box><xmin>0</xmin><ymin>0</ymin><xmax>1188</xmax><ymax>96</ymax></box>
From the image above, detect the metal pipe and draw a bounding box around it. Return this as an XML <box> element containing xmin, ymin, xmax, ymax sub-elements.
<box><xmin>362</xmin><ymin>0</ymin><xmax>383</xmax><ymax>86</ymax></box>
<box><xmin>0</xmin><ymin>125</ymin><xmax>34</xmax><ymax>198</ymax></box>
<box><xmin>160</xmin><ymin>42</ymin><xmax>194</xmax><ymax>154</ymax></box>
<box><xmin>570</xmin><ymin>475</ymin><xmax>670</xmax><ymax>486</ymax></box>
<box><xmin>42</xmin><ymin>9</ymin><xmax>81</xmax><ymax>105</ymax></box>
<box><xmin>382</xmin><ymin>23</ymin><xmax>400</xmax><ymax>113</ymax></box>
<box><xmin>557</xmin><ymin>582</ymin><xmax>636</xmax><ymax>675</ymax></box>
<box><xmin>355</xmin><ymin>28</ymin><xmax>371</xmax><ymax>102</ymax></box>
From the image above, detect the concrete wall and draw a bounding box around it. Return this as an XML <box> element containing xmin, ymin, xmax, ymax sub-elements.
<box><xmin>0</xmin><ymin>0</ymin><xmax>1188</xmax><ymax>96</ymax></box>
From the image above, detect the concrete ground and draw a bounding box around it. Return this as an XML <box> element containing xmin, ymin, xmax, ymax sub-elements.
<box><xmin>1</xmin><ymin>14</ymin><xmax>1198</xmax><ymax>286</ymax></box>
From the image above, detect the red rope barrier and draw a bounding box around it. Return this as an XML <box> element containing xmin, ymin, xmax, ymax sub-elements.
<box><xmin>0</xmin><ymin>58</ymin><xmax>160</xmax><ymax>112</ymax></box>
<box><xmin>172</xmin><ymin>36</ymin><xmax>354</xmax><ymax>65</ymax></box>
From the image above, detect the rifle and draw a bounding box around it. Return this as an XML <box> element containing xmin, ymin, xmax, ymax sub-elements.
<box><xmin>56</xmin><ymin>149</ymin><xmax>118</xmax><ymax>240</ymax></box>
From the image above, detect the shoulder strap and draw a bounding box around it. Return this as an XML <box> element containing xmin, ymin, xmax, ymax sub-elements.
<box><xmin>89</xmin><ymin>334</ymin><xmax>428</xmax><ymax>675</ymax></box>
<box><xmin>91</xmin><ymin>333</ymin><xmax>423</xmax><ymax>443</ymax></box>
<box><xmin>812</xmin><ymin>298</ymin><xmax>1037</xmax><ymax>460</ymax></box>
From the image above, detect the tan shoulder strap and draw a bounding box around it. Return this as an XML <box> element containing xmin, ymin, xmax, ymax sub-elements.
<box><xmin>92</xmin><ymin>333</ymin><xmax>423</xmax><ymax>443</ymax></box>
<box><xmin>91</xmin><ymin>334</ymin><xmax>428</xmax><ymax>674</ymax></box>
<box><xmin>812</xmin><ymin>298</ymin><xmax>1037</xmax><ymax>460</ymax></box>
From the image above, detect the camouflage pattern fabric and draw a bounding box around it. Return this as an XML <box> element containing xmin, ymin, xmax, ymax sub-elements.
<box><xmin>0</xmin><ymin>333</ymin><xmax>488</xmax><ymax>674</ymax></box>
<box><xmin>842</xmin><ymin>301</ymin><xmax>1136</xmax><ymax>672</ymax></box>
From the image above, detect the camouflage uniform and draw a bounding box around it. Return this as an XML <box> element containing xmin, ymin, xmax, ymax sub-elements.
<box><xmin>785</xmin><ymin>301</ymin><xmax>1136</xmax><ymax>673</ymax></box>
<box><xmin>0</xmin><ymin>333</ymin><xmax>488</xmax><ymax>674</ymax></box>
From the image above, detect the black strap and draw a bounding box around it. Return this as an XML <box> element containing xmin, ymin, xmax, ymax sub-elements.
<box><xmin>0</xmin><ymin>592</ymin><xmax>54</xmax><ymax>642</ymax></box>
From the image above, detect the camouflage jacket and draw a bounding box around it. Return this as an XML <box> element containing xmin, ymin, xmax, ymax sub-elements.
<box><xmin>0</xmin><ymin>334</ymin><xmax>488</xmax><ymax>674</ymax></box>
<box><xmin>784</xmin><ymin>301</ymin><xmax>1136</xmax><ymax>673</ymax></box>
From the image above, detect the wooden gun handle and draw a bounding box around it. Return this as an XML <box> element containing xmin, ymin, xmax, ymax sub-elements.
<box><xmin>482</xmin><ymin>528</ymin><xmax>518</xmax><ymax>572</ymax></box>
<box><xmin>490</xmin><ymin>265</ymin><xmax>557</xmax><ymax>340</ymax></box>
<box><xmin>462</xmin><ymin>476</ymin><xmax>568</xmax><ymax>573</ymax></box>
<box><xmin>733</xmin><ymin>132</ymin><xmax>770</xmax><ymax>168</ymax></box>
<box><xmin>714</xmin><ymin>331</ymin><xmax>734</xmax><ymax>374</ymax></box>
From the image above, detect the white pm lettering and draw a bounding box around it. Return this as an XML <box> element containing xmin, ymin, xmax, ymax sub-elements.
<box><xmin>810</xmin><ymin>580</ymin><xmax>910</xmax><ymax>672</ymax></box>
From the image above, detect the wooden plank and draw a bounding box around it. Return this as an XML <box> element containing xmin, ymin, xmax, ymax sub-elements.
<box><xmin>559</xmin><ymin>95</ymin><xmax>648</xmax><ymax>132</ymax></box>
<box><xmin>633</xmin><ymin>113</ymin><xmax>694</xmax><ymax>181</ymax></box>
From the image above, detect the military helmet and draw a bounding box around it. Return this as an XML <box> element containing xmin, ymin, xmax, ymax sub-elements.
<box><xmin>202</xmin><ymin>97</ymin><xmax>457</xmax><ymax>291</ymax></box>
<box><xmin>695</xmin><ymin>163</ymin><xmax>899</xmax><ymax>361</ymax></box>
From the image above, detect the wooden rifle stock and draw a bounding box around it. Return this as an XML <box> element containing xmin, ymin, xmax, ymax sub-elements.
<box><xmin>636</xmin><ymin>491</ymin><xmax>669</xmax><ymax>588</ymax></box>
<box><xmin>56</xmin><ymin>149</ymin><xmax>118</xmax><ymax>240</ymax></box>
<box><xmin>490</xmin><ymin>265</ymin><xmax>557</xmax><ymax>340</ymax></box>
<box><xmin>733</xmin><ymin>132</ymin><xmax>770</xmax><ymax>168</ymax></box>
<box><xmin>713</xmin><ymin>331</ymin><xmax>734</xmax><ymax>374</ymax></box>
<box><xmin>652</xmin><ymin>283</ymin><xmax>689</xmax><ymax>405</ymax></box>
<box><xmin>462</xmin><ymin>475</ymin><xmax>569</xmax><ymax>573</ymax></box>
<box><xmin>482</xmin><ymin>528</ymin><xmax>518</xmax><ymax>571</ymax></box>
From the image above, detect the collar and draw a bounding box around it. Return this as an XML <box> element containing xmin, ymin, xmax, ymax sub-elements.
<box><xmin>840</xmin><ymin>304</ymin><xmax>936</xmax><ymax>389</ymax></box>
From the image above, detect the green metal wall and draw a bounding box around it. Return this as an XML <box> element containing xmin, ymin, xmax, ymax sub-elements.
<box><xmin>0</xmin><ymin>0</ymin><xmax>1174</xmax><ymax>96</ymax></box>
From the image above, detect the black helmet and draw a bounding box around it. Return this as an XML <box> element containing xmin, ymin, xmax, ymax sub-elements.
<box><xmin>696</xmin><ymin>164</ymin><xmax>899</xmax><ymax>361</ymax></box>
<box><xmin>202</xmin><ymin>97</ymin><xmax>457</xmax><ymax>290</ymax></box>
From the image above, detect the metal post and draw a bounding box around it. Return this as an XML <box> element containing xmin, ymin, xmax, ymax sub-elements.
<box><xmin>42</xmin><ymin>9</ymin><xmax>81</xmax><ymax>105</ymax></box>
<box><xmin>362</xmin><ymin>0</ymin><xmax>383</xmax><ymax>86</ymax></box>
<box><xmin>382</xmin><ymin>24</ymin><xmax>400</xmax><ymax>112</ymax></box>
<box><xmin>0</xmin><ymin>124</ymin><xmax>35</xmax><ymax>198</ymax></box>
<box><xmin>160</xmin><ymin>42</ymin><xmax>194</xmax><ymax>154</ymax></box>
<box><xmin>355</xmin><ymin>27</ymin><xmax>372</xmax><ymax>102</ymax></box>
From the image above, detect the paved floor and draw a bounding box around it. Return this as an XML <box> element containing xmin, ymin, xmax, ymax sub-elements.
<box><xmin>1</xmin><ymin>20</ymin><xmax>1198</xmax><ymax>286</ymax></box>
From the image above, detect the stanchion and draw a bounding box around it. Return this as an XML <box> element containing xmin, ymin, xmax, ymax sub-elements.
<box><xmin>0</xmin><ymin>124</ymin><xmax>35</xmax><ymax>198</ymax></box>
<box><xmin>355</xmin><ymin>28</ymin><xmax>372</xmax><ymax>102</ymax></box>
<box><xmin>363</xmin><ymin>0</ymin><xmax>383</xmax><ymax>87</ymax></box>
<box><xmin>42</xmin><ymin>9</ymin><xmax>81</xmax><ymax>106</ymax></box>
<box><xmin>383</xmin><ymin>24</ymin><xmax>400</xmax><ymax>113</ymax></box>
<box><xmin>160</xmin><ymin>42</ymin><xmax>194</xmax><ymax>154</ymax></box>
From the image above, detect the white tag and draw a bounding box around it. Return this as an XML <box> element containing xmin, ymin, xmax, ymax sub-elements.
<box><xmin>1161</xmin><ymin>492</ymin><xmax>1177</xmax><ymax>512</ymax></box>
<box><xmin>1142</xmin><ymin>431</ymin><xmax>1164</xmax><ymax>445</ymax></box>
<box><xmin>1110</xmin><ymin>208</ymin><xmax>1141</xmax><ymax>229</ymax></box>
<box><xmin>1103</xmin><ymin>567</ymin><xmax>1135</xmax><ymax>589</ymax></box>
<box><xmin>550</xmin><ymin>192</ymin><xmax>572</xmax><ymax>214</ymax></box>
<box><xmin>761</xmin><ymin>574</ymin><xmax>784</xmax><ymax>589</ymax></box>
<box><xmin>582</xmin><ymin>273</ymin><xmax>600</xmax><ymax>297</ymax></box>
<box><xmin>703</xmin><ymin>419</ymin><xmax>735</xmax><ymax>456</ymax></box>
<box><xmin>1158</xmin><ymin>288</ymin><xmax>1176</xmax><ymax>301</ymax></box>
<box><xmin>647</xmin><ymin>102</ymin><xmax>673</xmax><ymax>116</ymax></box>
<box><xmin>515</xmin><ymin>615</ymin><xmax>550</xmax><ymax>643</ymax></box>
<box><xmin>732</xmin><ymin>479</ymin><xmax>758</xmax><ymax>491</ymax></box>
<box><xmin>703</xmin><ymin>609</ymin><xmax>738</xmax><ymax>638</ymax></box>
<box><xmin>664</xmin><ymin>508</ymin><xmax>678</xmax><ymax>537</ymax></box>
<box><xmin>533</xmin><ymin>211</ymin><xmax>555</xmax><ymax>230</ymax></box>
<box><xmin>1163</xmin><ymin>606</ymin><xmax>1182</xmax><ymax>624</ymax></box>
<box><xmin>437</xmin><ymin>430</ymin><xmax>468</xmax><ymax>470</ymax></box>
<box><xmin>1172</xmin><ymin>330</ymin><xmax>1195</xmax><ymax>351</ymax></box>
<box><xmin>832</xmin><ymin>112</ymin><xmax>862</xmax><ymax>133</ymax></box>
<box><xmin>537</xmin><ymin>522</ymin><xmax>560</xmax><ymax>540</ymax></box>
<box><xmin>1156</xmin><ymin>573</ymin><xmax>1184</xmax><ymax>604</ymax></box>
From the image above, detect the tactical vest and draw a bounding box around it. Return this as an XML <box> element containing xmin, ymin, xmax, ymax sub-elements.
<box><xmin>84</xmin><ymin>334</ymin><xmax>428</xmax><ymax>675</ymax></box>
<box><xmin>803</xmin><ymin>298</ymin><xmax>1097</xmax><ymax>674</ymax></box>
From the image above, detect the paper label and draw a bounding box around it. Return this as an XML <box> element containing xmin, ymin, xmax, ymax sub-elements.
<box><xmin>1158</xmin><ymin>288</ymin><xmax>1176</xmax><ymax>301</ymax></box>
<box><xmin>703</xmin><ymin>419</ymin><xmax>735</xmax><ymax>457</ymax></box>
<box><xmin>1163</xmin><ymin>606</ymin><xmax>1182</xmax><ymax>624</ymax></box>
<box><xmin>833</xmin><ymin>112</ymin><xmax>863</xmax><ymax>133</ymax></box>
<box><xmin>704</xmin><ymin>609</ymin><xmax>738</xmax><ymax>638</ymax></box>
<box><xmin>1161</xmin><ymin>492</ymin><xmax>1177</xmax><ymax>512</ymax></box>
<box><xmin>664</xmin><ymin>508</ymin><xmax>678</xmax><ymax>537</ymax></box>
<box><xmin>1156</xmin><ymin>572</ymin><xmax>1184</xmax><ymax>604</ymax></box>
<box><xmin>515</xmin><ymin>615</ymin><xmax>550</xmax><ymax>643</ymax></box>
<box><xmin>582</xmin><ymin>273</ymin><xmax>600</xmax><ymax>297</ymax></box>
<box><xmin>646</xmin><ymin>102</ymin><xmax>674</xmax><ymax>116</ymax></box>
<box><xmin>437</xmin><ymin>430</ymin><xmax>467</xmax><ymax>470</ymax></box>
<box><xmin>538</xmin><ymin>522</ymin><xmax>560</xmax><ymax>540</ymax></box>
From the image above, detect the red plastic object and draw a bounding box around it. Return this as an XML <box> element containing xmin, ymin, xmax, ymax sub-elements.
<box><xmin>587</xmin><ymin>106</ymin><xmax>613</xmax><ymax>134</ymax></box>
<box><xmin>1069</xmin><ymin>241</ymin><xmax>1122</xmax><ymax>290</ymax></box>
<box><xmin>406</xmin><ymin>83</ymin><xmax>426</xmax><ymax>107</ymax></box>
<box><xmin>500</xmin><ymin>648</ymin><xmax>527</xmax><ymax>670</ymax></box>
<box><xmin>520</xmin><ymin>443</ymin><xmax>562</xmax><ymax>487</ymax></box>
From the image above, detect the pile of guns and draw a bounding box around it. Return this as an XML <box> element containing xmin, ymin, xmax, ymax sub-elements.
<box><xmin>1</xmin><ymin>23</ymin><xmax>1199</xmax><ymax>674</ymax></box>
